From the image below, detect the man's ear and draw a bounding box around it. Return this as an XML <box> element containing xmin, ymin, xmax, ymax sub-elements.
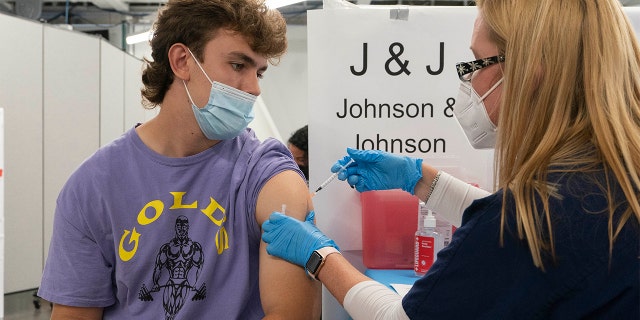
<box><xmin>168</xmin><ymin>43</ymin><xmax>191</xmax><ymax>81</ymax></box>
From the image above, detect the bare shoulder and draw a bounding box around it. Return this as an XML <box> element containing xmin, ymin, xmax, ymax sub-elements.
<box><xmin>256</xmin><ymin>170</ymin><xmax>312</xmax><ymax>225</ymax></box>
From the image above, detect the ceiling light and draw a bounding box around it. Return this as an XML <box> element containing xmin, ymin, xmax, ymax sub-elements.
<box><xmin>126</xmin><ymin>30</ymin><xmax>152</xmax><ymax>45</ymax></box>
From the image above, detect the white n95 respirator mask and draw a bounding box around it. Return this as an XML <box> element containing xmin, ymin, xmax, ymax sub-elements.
<box><xmin>453</xmin><ymin>78</ymin><xmax>503</xmax><ymax>149</ymax></box>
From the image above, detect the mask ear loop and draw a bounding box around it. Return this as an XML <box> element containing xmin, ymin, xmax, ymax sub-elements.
<box><xmin>477</xmin><ymin>78</ymin><xmax>503</xmax><ymax>128</ymax></box>
<box><xmin>182</xmin><ymin>80</ymin><xmax>198</xmax><ymax>107</ymax></box>
<box><xmin>479</xmin><ymin>77</ymin><xmax>504</xmax><ymax>101</ymax></box>
<box><xmin>187</xmin><ymin>48</ymin><xmax>214</xmax><ymax>85</ymax></box>
<box><xmin>183</xmin><ymin>47</ymin><xmax>213</xmax><ymax>109</ymax></box>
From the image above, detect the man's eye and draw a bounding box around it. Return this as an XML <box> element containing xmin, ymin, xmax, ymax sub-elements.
<box><xmin>231</xmin><ymin>63</ymin><xmax>243</xmax><ymax>71</ymax></box>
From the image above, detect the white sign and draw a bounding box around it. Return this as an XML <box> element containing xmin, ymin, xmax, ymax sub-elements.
<box><xmin>308</xmin><ymin>6</ymin><xmax>493</xmax><ymax>250</ymax></box>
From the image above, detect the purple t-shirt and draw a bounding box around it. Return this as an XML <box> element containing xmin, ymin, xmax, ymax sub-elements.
<box><xmin>39</xmin><ymin>127</ymin><xmax>302</xmax><ymax>319</ymax></box>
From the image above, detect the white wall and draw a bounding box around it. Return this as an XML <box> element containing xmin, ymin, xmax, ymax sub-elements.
<box><xmin>0</xmin><ymin>12</ymin><xmax>145</xmax><ymax>294</ymax></box>
<box><xmin>0</xmin><ymin>109</ymin><xmax>5</xmax><ymax>315</ymax></box>
<box><xmin>42</xmin><ymin>25</ymin><xmax>102</xmax><ymax>262</ymax></box>
<box><xmin>101</xmin><ymin>42</ymin><xmax>126</xmax><ymax>146</ymax></box>
<box><xmin>0</xmin><ymin>13</ymin><xmax>45</xmax><ymax>294</ymax></box>
<box><xmin>259</xmin><ymin>25</ymin><xmax>310</xmax><ymax>142</ymax></box>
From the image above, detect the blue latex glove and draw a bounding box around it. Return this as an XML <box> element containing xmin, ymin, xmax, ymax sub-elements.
<box><xmin>262</xmin><ymin>211</ymin><xmax>339</xmax><ymax>267</ymax></box>
<box><xmin>331</xmin><ymin>147</ymin><xmax>423</xmax><ymax>194</ymax></box>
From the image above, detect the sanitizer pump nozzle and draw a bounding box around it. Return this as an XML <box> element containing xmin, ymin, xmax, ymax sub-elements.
<box><xmin>424</xmin><ymin>209</ymin><xmax>437</xmax><ymax>230</ymax></box>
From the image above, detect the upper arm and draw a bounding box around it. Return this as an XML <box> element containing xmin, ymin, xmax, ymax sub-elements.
<box><xmin>256</xmin><ymin>169</ymin><xmax>322</xmax><ymax>319</ymax></box>
<box><xmin>51</xmin><ymin>304</ymin><xmax>103</xmax><ymax>320</ymax></box>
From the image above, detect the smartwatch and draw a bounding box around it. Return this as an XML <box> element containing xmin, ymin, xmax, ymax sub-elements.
<box><xmin>305</xmin><ymin>247</ymin><xmax>341</xmax><ymax>280</ymax></box>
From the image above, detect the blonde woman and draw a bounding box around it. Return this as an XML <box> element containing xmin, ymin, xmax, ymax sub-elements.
<box><xmin>261</xmin><ymin>0</ymin><xmax>640</xmax><ymax>319</ymax></box>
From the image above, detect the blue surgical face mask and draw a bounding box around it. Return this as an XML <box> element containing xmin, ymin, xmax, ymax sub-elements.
<box><xmin>183</xmin><ymin>48</ymin><xmax>256</xmax><ymax>140</ymax></box>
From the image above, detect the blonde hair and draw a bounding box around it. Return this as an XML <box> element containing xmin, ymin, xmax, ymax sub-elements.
<box><xmin>477</xmin><ymin>0</ymin><xmax>640</xmax><ymax>269</ymax></box>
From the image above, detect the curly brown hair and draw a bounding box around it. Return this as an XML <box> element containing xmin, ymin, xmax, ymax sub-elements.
<box><xmin>140</xmin><ymin>0</ymin><xmax>287</xmax><ymax>108</ymax></box>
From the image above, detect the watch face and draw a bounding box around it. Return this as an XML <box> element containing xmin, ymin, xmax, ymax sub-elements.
<box><xmin>305</xmin><ymin>251</ymin><xmax>323</xmax><ymax>273</ymax></box>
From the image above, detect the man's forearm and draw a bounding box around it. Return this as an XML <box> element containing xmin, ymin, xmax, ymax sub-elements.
<box><xmin>51</xmin><ymin>304</ymin><xmax>103</xmax><ymax>320</ymax></box>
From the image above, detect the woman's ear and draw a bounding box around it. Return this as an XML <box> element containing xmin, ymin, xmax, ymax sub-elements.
<box><xmin>168</xmin><ymin>43</ymin><xmax>191</xmax><ymax>81</ymax></box>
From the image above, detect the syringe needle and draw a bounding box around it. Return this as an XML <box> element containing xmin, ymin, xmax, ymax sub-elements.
<box><xmin>314</xmin><ymin>172</ymin><xmax>339</xmax><ymax>193</ymax></box>
<box><xmin>313</xmin><ymin>159</ymin><xmax>354</xmax><ymax>194</ymax></box>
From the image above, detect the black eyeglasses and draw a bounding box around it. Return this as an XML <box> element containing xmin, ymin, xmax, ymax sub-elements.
<box><xmin>456</xmin><ymin>55</ymin><xmax>505</xmax><ymax>81</ymax></box>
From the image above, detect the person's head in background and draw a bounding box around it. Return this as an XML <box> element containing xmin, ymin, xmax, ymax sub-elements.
<box><xmin>476</xmin><ymin>0</ymin><xmax>640</xmax><ymax>267</ymax></box>
<box><xmin>288</xmin><ymin>125</ymin><xmax>309</xmax><ymax>180</ymax></box>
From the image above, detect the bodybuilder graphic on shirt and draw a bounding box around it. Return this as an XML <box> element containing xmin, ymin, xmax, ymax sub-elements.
<box><xmin>139</xmin><ymin>215</ymin><xmax>206</xmax><ymax>319</ymax></box>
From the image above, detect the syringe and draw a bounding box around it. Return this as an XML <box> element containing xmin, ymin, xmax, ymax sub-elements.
<box><xmin>314</xmin><ymin>159</ymin><xmax>355</xmax><ymax>194</ymax></box>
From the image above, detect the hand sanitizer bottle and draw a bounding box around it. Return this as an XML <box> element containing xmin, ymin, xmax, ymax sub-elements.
<box><xmin>414</xmin><ymin>206</ymin><xmax>444</xmax><ymax>276</ymax></box>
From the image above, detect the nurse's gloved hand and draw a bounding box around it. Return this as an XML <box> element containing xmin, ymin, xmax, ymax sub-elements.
<box><xmin>332</xmin><ymin>147</ymin><xmax>423</xmax><ymax>194</ymax></box>
<box><xmin>262</xmin><ymin>211</ymin><xmax>339</xmax><ymax>267</ymax></box>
